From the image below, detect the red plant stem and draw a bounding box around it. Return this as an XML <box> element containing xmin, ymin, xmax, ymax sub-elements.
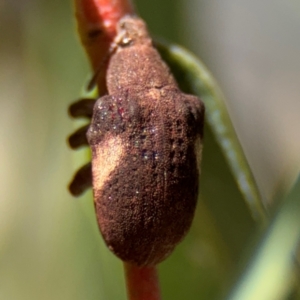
<box><xmin>124</xmin><ymin>263</ymin><xmax>161</xmax><ymax>300</ymax></box>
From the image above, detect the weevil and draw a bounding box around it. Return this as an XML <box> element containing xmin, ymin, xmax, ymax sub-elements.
<box><xmin>68</xmin><ymin>15</ymin><xmax>205</xmax><ymax>266</ymax></box>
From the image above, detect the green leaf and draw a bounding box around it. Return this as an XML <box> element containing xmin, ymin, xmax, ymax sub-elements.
<box><xmin>226</xmin><ymin>173</ymin><xmax>300</xmax><ymax>300</ymax></box>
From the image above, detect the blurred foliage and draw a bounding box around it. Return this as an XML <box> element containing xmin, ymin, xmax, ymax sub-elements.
<box><xmin>226</xmin><ymin>174</ymin><xmax>300</xmax><ymax>300</ymax></box>
<box><xmin>0</xmin><ymin>0</ymin><xmax>299</xmax><ymax>300</ymax></box>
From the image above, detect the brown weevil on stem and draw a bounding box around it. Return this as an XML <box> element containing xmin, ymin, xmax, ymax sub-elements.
<box><xmin>69</xmin><ymin>15</ymin><xmax>205</xmax><ymax>266</ymax></box>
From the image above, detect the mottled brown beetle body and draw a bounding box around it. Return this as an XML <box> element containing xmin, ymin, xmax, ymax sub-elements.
<box><xmin>87</xmin><ymin>16</ymin><xmax>205</xmax><ymax>266</ymax></box>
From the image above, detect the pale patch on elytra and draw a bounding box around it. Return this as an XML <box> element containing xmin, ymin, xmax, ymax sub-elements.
<box><xmin>92</xmin><ymin>135</ymin><xmax>124</xmax><ymax>197</ymax></box>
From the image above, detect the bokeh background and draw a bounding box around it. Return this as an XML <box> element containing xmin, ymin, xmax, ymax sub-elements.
<box><xmin>0</xmin><ymin>0</ymin><xmax>299</xmax><ymax>299</ymax></box>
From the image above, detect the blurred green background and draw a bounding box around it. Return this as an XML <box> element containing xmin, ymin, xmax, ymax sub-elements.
<box><xmin>0</xmin><ymin>0</ymin><xmax>300</xmax><ymax>299</ymax></box>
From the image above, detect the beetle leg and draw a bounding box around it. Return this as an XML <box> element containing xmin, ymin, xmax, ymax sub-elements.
<box><xmin>68</xmin><ymin>124</ymin><xmax>89</xmax><ymax>149</ymax></box>
<box><xmin>68</xmin><ymin>98</ymin><xmax>96</xmax><ymax>118</ymax></box>
<box><xmin>69</xmin><ymin>162</ymin><xmax>92</xmax><ymax>196</ymax></box>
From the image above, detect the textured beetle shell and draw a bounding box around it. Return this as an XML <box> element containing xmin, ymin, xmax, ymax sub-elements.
<box><xmin>87</xmin><ymin>16</ymin><xmax>205</xmax><ymax>266</ymax></box>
